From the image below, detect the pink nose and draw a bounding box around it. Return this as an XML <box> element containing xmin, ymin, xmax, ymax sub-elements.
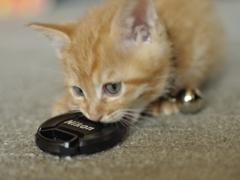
<box><xmin>89</xmin><ymin>114</ymin><xmax>103</xmax><ymax>122</ymax></box>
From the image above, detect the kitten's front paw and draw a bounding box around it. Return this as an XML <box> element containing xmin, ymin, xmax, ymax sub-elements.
<box><xmin>147</xmin><ymin>97</ymin><xmax>180</xmax><ymax>116</ymax></box>
<box><xmin>52</xmin><ymin>95</ymin><xmax>71</xmax><ymax>117</ymax></box>
<box><xmin>147</xmin><ymin>88</ymin><xmax>204</xmax><ymax>116</ymax></box>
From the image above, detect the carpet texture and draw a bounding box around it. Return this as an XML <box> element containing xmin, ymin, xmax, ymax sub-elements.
<box><xmin>0</xmin><ymin>1</ymin><xmax>239</xmax><ymax>180</ymax></box>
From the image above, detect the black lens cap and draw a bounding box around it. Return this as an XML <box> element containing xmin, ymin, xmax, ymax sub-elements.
<box><xmin>35</xmin><ymin>112</ymin><xmax>127</xmax><ymax>156</ymax></box>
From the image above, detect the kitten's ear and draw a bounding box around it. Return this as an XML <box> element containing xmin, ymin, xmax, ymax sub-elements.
<box><xmin>111</xmin><ymin>0</ymin><xmax>158</xmax><ymax>45</ymax></box>
<box><xmin>28</xmin><ymin>22</ymin><xmax>73</xmax><ymax>57</ymax></box>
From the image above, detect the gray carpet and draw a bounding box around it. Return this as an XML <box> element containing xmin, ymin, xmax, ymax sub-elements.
<box><xmin>0</xmin><ymin>1</ymin><xmax>240</xmax><ymax>180</ymax></box>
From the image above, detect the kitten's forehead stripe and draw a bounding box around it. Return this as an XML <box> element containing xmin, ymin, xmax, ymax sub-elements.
<box><xmin>88</xmin><ymin>37</ymin><xmax>102</xmax><ymax>76</ymax></box>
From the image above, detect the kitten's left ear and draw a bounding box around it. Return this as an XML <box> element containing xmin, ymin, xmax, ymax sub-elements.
<box><xmin>28</xmin><ymin>22</ymin><xmax>74</xmax><ymax>57</ymax></box>
<box><xmin>111</xmin><ymin>0</ymin><xmax>158</xmax><ymax>45</ymax></box>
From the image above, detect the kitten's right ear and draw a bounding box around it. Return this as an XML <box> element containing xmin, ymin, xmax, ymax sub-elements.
<box><xmin>28</xmin><ymin>22</ymin><xmax>73</xmax><ymax>57</ymax></box>
<box><xmin>111</xmin><ymin>0</ymin><xmax>158</xmax><ymax>47</ymax></box>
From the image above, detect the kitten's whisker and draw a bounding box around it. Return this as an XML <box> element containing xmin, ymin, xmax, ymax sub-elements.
<box><xmin>122</xmin><ymin>108</ymin><xmax>153</xmax><ymax>117</ymax></box>
<box><xmin>46</xmin><ymin>86</ymin><xmax>63</xmax><ymax>92</ymax></box>
<box><xmin>119</xmin><ymin>120</ymin><xmax>129</xmax><ymax>129</ymax></box>
<box><xmin>54</xmin><ymin>100</ymin><xmax>70</xmax><ymax>107</ymax></box>
<box><xmin>121</xmin><ymin>119</ymin><xmax>140</xmax><ymax>131</ymax></box>
<box><xmin>26</xmin><ymin>65</ymin><xmax>63</xmax><ymax>75</ymax></box>
<box><xmin>39</xmin><ymin>80</ymin><xmax>62</xmax><ymax>86</ymax></box>
<box><xmin>122</xmin><ymin>112</ymin><xmax>139</xmax><ymax>116</ymax></box>
<box><xmin>121</xmin><ymin>109</ymin><xmax>143</xmax><ymax>113</ymax></box>
<box><xmin>109</xmin><ymin>111</ymin><xmax>123</xmax><ymax>122</ymax></box>
<box><xmin>139</xmin><ymin>115</ymin><xmax>155</xmax><ymax>122</ymax></box>
<box><xmin>53</xmin><ymin>102</ymin><xmax>81</xmax><ymax>114</ymax></box>
<box><xmin>115</xmin><ymin>122</ymin><xmax>120</xmax><ymax>130</ymax></box>
<box><xmin>121</xmin><ymin>119</ymin><xmax>132</xmax><ymax>125</ymax></box>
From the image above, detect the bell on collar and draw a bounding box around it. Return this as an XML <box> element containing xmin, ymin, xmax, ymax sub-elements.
<box><xmin>176</xmin><ymin>88</ymin><xmax>203</xmax><ymax>114</ymax></box>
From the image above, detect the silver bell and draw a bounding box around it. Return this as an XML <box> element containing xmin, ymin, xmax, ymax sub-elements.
<box><xmin>177</xmin><ymin>89</ymin><xmax>204</xmax><ymax>114</ymax></box>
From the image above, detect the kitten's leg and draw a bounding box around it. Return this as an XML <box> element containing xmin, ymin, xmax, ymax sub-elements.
<box><xmin>147</xmin><ymin>88</ymin><xmax>203</xmax><ymax>116</ymax></box>
<box><xmin>52</xmin><ymin>94</ymin><xmax>72</xmax><ymax>116</ymax></box>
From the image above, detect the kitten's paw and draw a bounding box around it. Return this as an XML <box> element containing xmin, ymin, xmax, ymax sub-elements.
<box><xmin>147</xmin><ymin>98</ymin><xmax>180</xmax><ymax>116</ymax></box>
<box><xmin>52</xmin><ymin>95</ymin><xmax>71</xmax><ymax>117</ymax></box>
<box><xmin>147</xmin><ymin>88</ymin><xmax>203</xmax><ymax>116</ymax></box>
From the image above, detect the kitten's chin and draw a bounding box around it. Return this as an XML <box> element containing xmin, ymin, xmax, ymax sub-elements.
<box><xmin>100</xmin><ymin>118</ymin><xmax>120</xmax><ymax>124</ymax></box>
<box><xmin>98</xmin><ymin>114</ymin><xmax>121</xmax><ymax>123</ymax></box>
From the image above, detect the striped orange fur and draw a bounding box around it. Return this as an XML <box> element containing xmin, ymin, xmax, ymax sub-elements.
<box><xmin>29</xmin><ymin>0</ymin><xmax>224</xmax><ymax>123</ymax></box>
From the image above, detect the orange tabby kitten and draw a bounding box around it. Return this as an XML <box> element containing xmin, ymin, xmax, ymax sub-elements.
<box><xmin>29</xmin><ymin>0</ymin><xmax>224</xmax><ymax>123</ymax></box>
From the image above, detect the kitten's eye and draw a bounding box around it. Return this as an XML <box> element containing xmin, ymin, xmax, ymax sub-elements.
<box><xmin>73</xmin><ymin>86</ymin><xmax>84</xmax><ymax>96</ymax></box>
<box><xmin>105</xmin><ymin>83</ymin><xmax>121</xmax><ymax>95</ymax></box>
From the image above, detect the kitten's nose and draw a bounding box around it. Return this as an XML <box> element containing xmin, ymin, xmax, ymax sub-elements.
<box><xmin>89</xmin><ymin>114</ymin><xmax>103</xmax><ymax>122</ymax></box>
